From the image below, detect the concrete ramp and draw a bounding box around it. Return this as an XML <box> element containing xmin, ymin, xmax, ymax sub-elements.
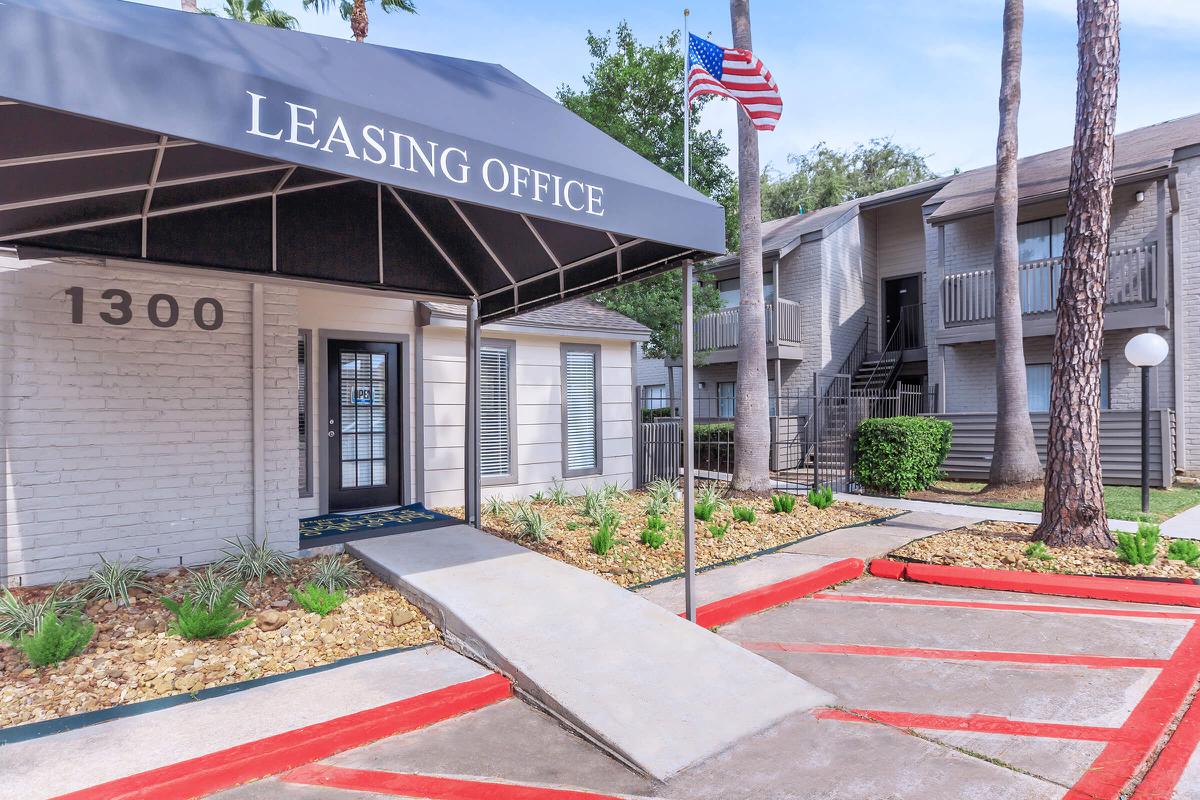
<box><xmin>350</xmin><ymin>525</ymin><xmax>835</xmax><ymax>781</ymax></box>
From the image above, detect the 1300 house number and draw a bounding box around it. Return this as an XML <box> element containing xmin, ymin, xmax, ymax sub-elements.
<box><xmin>65</xmin><ymin>287</ymin><xmax>224</xmax><ymax>330</ymax></box>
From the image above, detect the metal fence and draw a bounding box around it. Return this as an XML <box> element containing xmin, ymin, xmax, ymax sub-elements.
<box><xmin>634</xmin><ymin>382</ymin><xmax>936</xmax><ymax>493</ymax></box>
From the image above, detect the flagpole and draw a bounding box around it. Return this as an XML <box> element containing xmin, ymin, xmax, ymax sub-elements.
<box><xmin>682</xmin><ymin>8</ymin><xmax>690</xmax><ymax>187</ymax></box>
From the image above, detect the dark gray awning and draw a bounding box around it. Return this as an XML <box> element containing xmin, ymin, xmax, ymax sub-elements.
<box><xmin>0</xmin><ymin>0</ymin><xmax>723</xmax><ymax>321</ymax></box>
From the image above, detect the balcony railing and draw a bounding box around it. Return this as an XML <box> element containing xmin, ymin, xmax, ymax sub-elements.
<box><xmin>941</xmin><ymin>243</ymin><xmax>1157</xmax><ymax>326</ymax></box>
<box><xmin>694</xmin><ymin>298</ymin><xmax>802</xmax><ymax>351</ymax></box>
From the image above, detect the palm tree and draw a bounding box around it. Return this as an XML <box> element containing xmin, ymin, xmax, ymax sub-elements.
<box><xmin>988</xmin><ymin>0</ymin><xmax>1042</xmax><ymax>487</ymax></box>
<box><xmin>729</xmin><ymin>0</ymin><xmax>772</xmax><ymax>493</ymax></box>
<box><xmin>1035</xmin><ymin>0</ymin><xmax>1120</xmax><ymax>548</ymax></box>
<box><xmin>201</xmin><ymin>0</ymin><xmax>299</xmax><ymax>29</ymax></box>
<box><xmin>302</xmin><ymin>0</ymin><xmax>417</xmax><ymax>43</ymax></box>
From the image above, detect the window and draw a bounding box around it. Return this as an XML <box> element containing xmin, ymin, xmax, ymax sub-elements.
<box><xmin>298</xmin><ymin>330</ymin><xmax>311</xmax><ymax>497</ymax></box>
<box><xmin>562</xmin><ymin>345</ymin><xmax>601</xmax><ymax>476</ymax></box>
<box><xmin>717</xmin><ymin>381</ymin><xmax>736</xmax><ymax>418</ymax></box>
<box><xmin>716</xmin><ymin>272</ymin><xmax>774</xmax><ymax>307</ymax></box>
<box><xmin>1017</xmin><ymin>216</ymin><xmax>1067</xmax><ymax>263</ymax></box>
<box><xmin>480</xmin><ymin>340</ymin><xmax>516</xmax><ymax>484</ymax></box>
<box><xmin>1026</xmin><ymin>361</ymin><xmax>1109</xmax><ymax>412</ymax></box>
<box><xmin>643</xmin><ymin>384</ymin><xmax>668</xmax><ymax>411</ymax></box>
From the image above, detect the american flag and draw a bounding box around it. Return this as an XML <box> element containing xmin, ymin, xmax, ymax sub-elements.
<box><xmin>687</xmin><ymin>33</ymin><xmax>782</xmax><ymax>132</ymax></box>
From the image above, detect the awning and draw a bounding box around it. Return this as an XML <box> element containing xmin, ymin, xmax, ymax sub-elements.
<box><xmin>0</xmin><ymin>0</ymin><xmax>724</xmax><ymax>321</ymax></box>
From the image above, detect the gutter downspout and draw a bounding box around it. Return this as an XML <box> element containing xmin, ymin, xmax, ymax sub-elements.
<box><xmin>1169</xmin><ymin>170</ymin><xmax>1185</xmax><ymax>472</ymax></box>
<box><xmin>251</xmin><ymin>282</ymin><xmax>266</xmax><ymax>543</ymax></box>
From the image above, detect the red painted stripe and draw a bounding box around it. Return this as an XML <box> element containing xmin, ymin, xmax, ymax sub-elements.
<box><xmin>282</xmin><ymin>764</ymin><xmax>625</xmax><ymax>799</ymax></box>
<box><xmin>812</xmin><ymin>592</ymin><xmax>1200</xmax><ymax>621</ymax></box>
<box><xmin>51</xmin><ymin>673</ymin><xmax>511</xmax><ymax>800</ymax></box>
<box><xmin>902</xmin><ymin>562</ymin><xmax>1200</xmax><ymax>608</ymax></box>
<box><xmin>1065</xmin><ymin>622</ymin><xmax>1200</xmax><ymax>799</ymax></box>
<box><xmin>814</xmin><ymin>708</ymin><xmax>1121</xmax><ymax>742</ymax></box>
<box><xmin>868</xmin><ymin>559</ymin><xmax>907</xmax><ymax>579</ymax></box>
<box><xmin>742</xmin><ymin>640</ymin><xmax>1169</xmax><ymax>669</ymax></box>
<box><xmin>690</xmin><ymin>558</ymin><xmax>864</xmax><ymax>628</ymax></box>
<box><xmin>1132</xmin><ymin>681</ymin><xmax>1200</xmax><ymax>799</ymax></box>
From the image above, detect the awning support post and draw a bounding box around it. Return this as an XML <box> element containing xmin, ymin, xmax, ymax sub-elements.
<box><xmin>681</xmin><ymin>261</ymin><xmax>696</xmax><ymax>622</ymax></box>
<box><xmin>465</xmin><ymin>299</ymin><xmax>482</xmax><ymax>527</ymax></box>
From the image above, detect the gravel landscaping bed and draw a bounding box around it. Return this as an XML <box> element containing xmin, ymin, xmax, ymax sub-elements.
<box><xmin>891</xmin><ymin>519</ymin><xmax>1200</xmax><ymax>580</ymax></box>
<box><xmin>0</xmin><ymin>556</ymin><xmax>436</xmax><ymax>730</ymax></box>
<box><xmin>441</xmin><ymin>489</ymin><xmax>890</xmax><ymax>588</ymax></box>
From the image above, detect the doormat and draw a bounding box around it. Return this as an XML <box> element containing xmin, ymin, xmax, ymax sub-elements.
<box><xmin>299</xmin><ymin>503</ymin><xmax>460</xmax><ymax>548</ymax></box>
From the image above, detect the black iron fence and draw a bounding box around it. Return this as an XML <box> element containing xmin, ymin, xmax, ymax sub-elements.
<box><xmin>634</xmin><ymin>382</ymin><xmax>936</xmax><ymax>493</ymax></box>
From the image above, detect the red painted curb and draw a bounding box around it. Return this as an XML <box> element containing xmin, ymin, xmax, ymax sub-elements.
<box><xmin>1131</xmin><ymin>677</ymin><xmax>1200</xmax><ymax>799</ymax></box>
<box><xmin>691</xmin><ymin>557</ymin><xmax>865</xmax><ymax>628</ymax></box>
<box><xmin>814</xmin><ymin>707</ymin><xmax>1120</xmax><ymax>742</ymax></box>
<box><xmin>51</xmin><ymin>673</ymin><xmax>511</xmax><ymax>800</ymax></box>
<box><xmin>282</xmin><ymin>763</ymin><xmax>626</xmax><ymax>799</ymax></box>
<box><xmin>899</xmin><ymin>562</ymin><xmax>1200</xmax><ymax>607</ymax></box>
<box><xmin>868</xmin><ymin>559</ymin><xmax>907</xmax><ymax>579</ymax></box>
<box><xmin>741</xmin><ymin>640</ymin><xmax>1169</xmax><ymax>669</ymax></box>
<box><xmin>812</xmin><ymin>591</ymin><xmax>1200</xmax><ymax>620</ymax></box>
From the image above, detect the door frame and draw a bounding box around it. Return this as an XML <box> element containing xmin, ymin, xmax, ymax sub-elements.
<box><xmin>879</xmin><ymin>272</ymin><xmax>924</xmax><ymax>350</ymax></box>
<box><xmin>317</xmin><ymin>330</ymin><xmax>412</xmax><ymax>514</ymax></box>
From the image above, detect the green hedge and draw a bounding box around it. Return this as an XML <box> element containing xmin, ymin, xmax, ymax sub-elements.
<box><xmin>853</xmin><ymin>417</ymin><xmax>952</xmax><ymax>495</ymax></box>
<box><xmin>641</xmin><ymin>407</ymin><xmax>673</xmax><ymax>422</ymax></box>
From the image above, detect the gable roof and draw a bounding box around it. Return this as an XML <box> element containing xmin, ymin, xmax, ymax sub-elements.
<box><xmin>422</xmin><ymin>298</ymin><xmax>650</xmax><ymax>338</ymax></box>
<box><xmin>926</xmin><ymin>113</ymin><xmax>1200</xmax><ymax>222</ymax></box>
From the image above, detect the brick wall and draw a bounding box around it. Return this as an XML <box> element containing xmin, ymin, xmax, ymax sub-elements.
<box><xmin>1177</xmin><ymin>155</ymin><xmax>1200</xmax><ymax>470</ymax></box>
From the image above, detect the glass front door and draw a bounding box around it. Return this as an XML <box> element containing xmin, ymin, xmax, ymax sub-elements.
<box><xmin>327</xmin><ymin>340</ymin><xmax>401</xmax><ymax>512</ymax></box>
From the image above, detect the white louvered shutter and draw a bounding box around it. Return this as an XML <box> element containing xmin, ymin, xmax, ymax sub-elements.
<box><xmin>480</xmin><ymin>345</ymin><xmax>511</xmax><ymax>477</ymax></box>
<box><xmin>564</xmin><ymin>350</ymin><xmax>597</xmax><ymax>471</ymax></box>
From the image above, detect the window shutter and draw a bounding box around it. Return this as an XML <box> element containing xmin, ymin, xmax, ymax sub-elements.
<box><xmin>480</xmin><ymin>345</ymin><xmax>511</xmax><ymax>477</ymax></box>
<box><xmin>564</xmin><ymin>350</ymin><xmax>597</xmax><ymax>472</ymax></box>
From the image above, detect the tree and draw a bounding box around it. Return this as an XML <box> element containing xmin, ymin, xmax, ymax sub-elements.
<box><xmin>988</xmin><ymin>0</ymin><xmax>1042</xmax><ymax>487</ymax></box>
<box><xmin>200</xmin><ymin>0</ymin><xmax>299</xmax><ymax>29</ymax></box>
<box><xmin>760</xmin><ymin>139</ymin><xmax>936</xmax><ymax>222</ymax></box>
<box><xmin>729</xmin><ymin>0</ymin><xmax>771</xmax><ymax>493</ymax></box>
<box><xmin>1035</xmin><ymin>0</ymin><xmax>1120</xmax><ymax>548</ymax></box>
<box><xmin>302</xmin><ymin>0</ymin><xmax>416</xmax><ymax>43</ymax></box>
<box><xmin>181</xmin><ymin>0</ymin><xmax>198</xmax><ymax>11</ymax></box>
<box><xmin>559</xmin><ymin>22</ymin><xmax>734</xmax><ymax>359</ymax></box>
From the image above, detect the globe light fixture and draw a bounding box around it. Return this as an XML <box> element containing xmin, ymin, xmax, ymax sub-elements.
<box><xmin>1124</xmin><ymin>332</ymin><xmax>1169</xmax><ymax>512</ymax></box>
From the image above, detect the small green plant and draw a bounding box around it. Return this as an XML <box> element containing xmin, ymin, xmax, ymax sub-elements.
<box><xmin>290</xmin><ymin>583</ymin><xmax>347</xmax><ymax>616</ymax></box>
<box><xmin>771</xmin><ymin>493</ymin><xmax>797</xmax><ymax>513</ymax></box>
<box><xmin>1115</xmin><ymin>522</ymin><xmax>1161</xmax><ymax>566</ymax></box>
<box><xmin>806</xmin><ymin>485</ymin><xmax>835</xmax><ymax>510</ymax></box>
<box><xmin>693</xmin><ymin>487</ymin><xmax>723</xmax><ymax>522</ymax></box>
<box><xmin>81</xmin><ymin>555</ymin><xmax>150</xmax><ymax>606</ymax></box>
<box><xmin>161</xmin><ymin>585</ymin><xmax>252</xmax><ymax>640</ymax></box>
<box><xmin>564</xmin><ymin>520</ymin><xmax>582</xmax><ymax>531</ymax></box>
<box><xmin>646</xmin><ymin>478</ymin><xmax>679</xmax><ymax>506</ymax></box>
<box><xmin>640</xmin><ymin>525</ymin><xmax>667</xmax><ymax>549</ymax></box>
<box><xmin>483</xmin><ymin>496</ymin><xmax>512</xmax><ymax>518</ymax></box>
<box><xmin>1023</xmin><ymin>541</ymin><xmax>1054</xmax><ymax>562</ymax></box>
<box><xmin>601</xmin><ymin>481</ymin><xmax>627</xmax><ymax>502</ymax></box>
<box><xmin>548</xmin><ymin>479</ymin><xmax>571</xmax><ymax>506</ymax></box>
<box><xmin>590</xmin><ymin>512</ymin><xmax>619</xmax><ymax>556</ymax></box>
<box><xmin>183</xmin><ymin>566</ymin><xmax>251</xmax><ymax>610</ymax></box>
<box><xmin>516</xmin><ymin>509</ymin><xmax>552</xmax><ymax>542</ymax></box>
<box><xmin>580</xmin><ymin>486</ymin><xmax>610</xmax><ymax>525</ymax></box>
<box><xmin>732</xmin><ymin>505</ymin><xmax>756</xmax><ymax>523</ymax></box>
<box><xmin>309</xmin><ymin>554</ymin><xmax>363</xmax><ymax>593</ymax></box>
<box><xmin>0</xmin><ymin>584</ymin><xmax>84</xmax><ymax>641</ymax></box>
<box><xmin>508</xmin><ymin>499</ymin><xmax>533</xmax><ymax>524</ymax></box>
<box><xmin>1167</xmin><ymin>538</ymin><xmax>1200</xmax><ymax>566</ymax></box>
<box><xmin>644</xmin><ymin>494</ymin><xmax>670</xmax><ymax>517</ymax></box>
<box><xmin>218</xmin><ymin>536</ymin><xmax>293</xmax><ymax>584</ymax></box>
<box><xmin>708</xmin><ymin>521</ymin><xmax>730</xmax><ymax>539</ymax></box>
<box><xmin>18</xmin><ymin>612</ymin><xmax>94</xmax><ymax>667</ymax></box>
<box><xmin>529</xmin><ymin>490</ymin><xmax>547</xmax><ymax>502</ymax></box>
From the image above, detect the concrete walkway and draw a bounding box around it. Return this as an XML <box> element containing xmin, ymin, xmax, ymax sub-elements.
<box><xmin>840</xmin><ymin>491</ymin><xmax>1143</xmax><ymax>533</ymax></box>
<box><xmin>0</xmin><ymin>645</ymin><xmax>489</xmax><ymax>800</ymax></box>
<box><xmin>1162</xmin><ymin>501</ymin><xmax>1200</xmax><ymax>539</ymax></box>
<box><xmin>349</xmin><ymin>525</ymin><xmax>835</xmax><ymax>781</ymax></box>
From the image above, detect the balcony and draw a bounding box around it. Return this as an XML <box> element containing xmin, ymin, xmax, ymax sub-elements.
<box><xmin>941</xmin><ymin>243</ymin><xmax>1158</xmax><ymax>328</ymax></box>
<box><xmin>694</xmin><ymin>298</ymin><xmax>802</xmax><ymax>352</ymax></box>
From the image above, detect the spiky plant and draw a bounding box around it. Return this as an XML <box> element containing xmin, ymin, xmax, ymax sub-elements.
<box><xmin>708</xmin><ymin>521</ymin><xmax>730</xmax><ymax>539</ymax></box>
<box><xmin>1167</xmin><ymin>538</ymin><xmax>1200</xmax><ymax>566</ymax></box>
<box><xmin>183</xmin><ymin>566</ymin><xmax>252</xmax><ymax>610</ymax></box>
<box><xmin>19</xmin><ymin>612</ymin><xmax>94</xmax><ymax>667</ymax></box>
<box><xmin>483</xmin><ymin>496</ymin><xmax>512</xmax><ymax>518</ymax></box>
<box><xmin>529</xmin><ymin>490</ymin><xmax>547</xmax><ymax>502</ymax></box>
<box><xmin>217</xmin><ymin>536</ymin><xmax>293</xmax><ymax>584</ymax></box>
<box><xmin>771</xmin><ymin>493</ymin><xmax>797</xmax><ymax>514</ymax></box>
<box><xmin>0</xmin><ymin>584</ymin><xmax>84</xmax><ymax>641</ymax></box>
<box><xmin>590</xmin><ymin>511</ymin><xmax>619</xmax><ymax>556</ymax></box>
<box><xmin>162</xmin><ymin>585</ymin><xmax>252</xmax><ymax>640</ymax></box>
<box><xmin>601</xmin><ymin>481</ymin><xmax>627</xmax><ymax>502</ymax></box>
<box><xmin>308</xmin><ymin>554</ymin><xmax>363</xmax><ymax>593</ymax></box>
<box><xmin>516</xmin><ymin>509</ymin><xmax>552</xmax><ymax>543</ymax></box>
<box><xmin>644</xmin><ymin>494</ymin><xmax>670</xmax><ymax>518</ymax></box>
<box><xmin>646</xmin><ymin>478</ymin><xmax>679</xmax><ymax>507</ymax></box>
<box><xmin>548</xmin><ymin>479</ymin><xmax>571</xmax><ymax>506</ymax></box>
<box><xmin>81</xmin><ymin>554</ymin><xmax>150</xmax><ymax>606</ymax></box>
<box><xmin>732</xmin><ymin>505</ymin><xmax>756</xmax><ymax>523</ymax></box>
<box><xmin>290</xmin><ymin>583</ymin><xmax>347</xmax><ymax>616</ymax></box>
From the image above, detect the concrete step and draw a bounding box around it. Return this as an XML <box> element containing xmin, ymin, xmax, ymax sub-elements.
<box><xmin>350</xmin><ymin>525</ymin><xmax>835</xmax><ymax>781</ymax></box>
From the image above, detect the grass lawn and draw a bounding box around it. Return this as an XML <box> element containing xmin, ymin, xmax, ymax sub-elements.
<box><xmin>914</xmin><ymin>481</ymin><xmax>1200</xmax><ymax>523</ymax></box>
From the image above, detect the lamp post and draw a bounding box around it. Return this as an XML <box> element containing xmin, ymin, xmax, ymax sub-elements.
<box><xmin>1124</xmin><ymin>332</ymin><xmax>1169</xmax><ymax>513</ymax></box>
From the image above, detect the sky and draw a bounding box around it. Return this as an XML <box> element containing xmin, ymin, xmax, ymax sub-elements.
<box><xmin>130</xmin><ymin>0</ymin><xmax>1200</xmax><ymax>178</ymax></box>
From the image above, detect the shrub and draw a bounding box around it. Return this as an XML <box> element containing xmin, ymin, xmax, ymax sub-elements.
<box><xmin>1024</xmin><ymin>541</ymin><xmax>1054</xmax><ymax>562</ymax></box>
<box><xmin>0</xmin><ymin>584</ymin><xmax>84</xmax><ymax>641</ymax></box>
<box><xmin>548</xmin><ymin>479</ymin><xmax>571</xmax><ymax>506</ymax></box>
<box><xmin>708</xmin><ymin>521</ymin><xmax>730</xmax><ymax>539</ymax></box>
<box><xmin>19</xmin><ymin>612</ymin><xmax>94</xmax><ymax>667</ymax></box>
<box><xmin>772</xmin><ymin>493</ymin><xmax>797</xmax><ymax>513</ymax></box>
<box><xmin>806</xmin><ymin>485</ymin><xmax>835</xmax><ymax>510</ymax></box>
<box><xmin>218</xmin><ymin>537</ymin><xmax>293</xmax><ymax>584</ymax></box>
<box><xmin>184</xmin><ymin>566</ymin><xmax>251</xmax><ymax>610</ymax></box>
<box><xmin>694</xmin><ymin>486</ymin><xmax>722</xmax><ymax>522</ymax></box>
<box><xmin>853</xmin><ymin>417</ymin><xmax>953</xmax><ymax>495</ymax></box>
<box><xmin>640</xmin><ymin>526</ymin><xmax>667</xmax><ymax>549</ymax></box>
<box><xmin>1116</xmin><ymin>522</ymin><xmax>1161</xmax><ymax>566</ymax></box>
<box><xmin>309</xmin><ymin>555</ymin><xmax>363</xmax><ymax>593</ymax></box>
<box><xmin>590</xmin><ymin>514</ymin><xmax>617</xmax><ymax>556</ymax></box>
<box><xmin>81</xmin><ymin>555</ymin><xmax>150</xmax><ymax>606</ymax></box>
<box><xmin>162</xmin><ymin>585</ymin><xmax>253</xmax><ymax>640</ymax></box>
<box><xmin>732</xmin><ymin>505</ymin><xmax>756</xmax><ymax>523</ymax></box>
<box><xmin>1167</xmin><ymin>538</ymin><xmax>1200</xmax><ymax>566</ymax></box>
<box><xmin>641</xmin><ymin>406</ymin><xmax>673</xmax><ymax>422</ymax></box>
<box><xmin>290</xmin><ymin>583</ymin><xmax>347</xmax><ymax>616</ymax></box>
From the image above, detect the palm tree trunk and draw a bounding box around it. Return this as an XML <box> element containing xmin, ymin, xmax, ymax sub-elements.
<box><xmin>1035</xmin><ymin>0</ymin><xmax>1120</xmax><ymax>548</ymax></box>
<box><xmin>351</xmin><ymin>0</ymin><xmax>368</xmax><ymax>41</ymax></box>
<box><xmin>989</xmin><ymin>0</ymin><xmax>1042</xmax><ymax>487</ymax></box>
<box><xmin>729</xmin><ymin>0</ymin><xmax>771</xmax><ymax>494</ymax></box>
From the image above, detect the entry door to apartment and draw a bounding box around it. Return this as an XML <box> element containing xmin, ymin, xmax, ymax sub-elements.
<box><xmin>327</xmin><ymin>340</ymin><xmax>401</xmax><ymax>512</ymax></box>
<box><xmin>883</xmin><ymin>275</ymin><xmax>922</xmax><ymax>350</ymax></box>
